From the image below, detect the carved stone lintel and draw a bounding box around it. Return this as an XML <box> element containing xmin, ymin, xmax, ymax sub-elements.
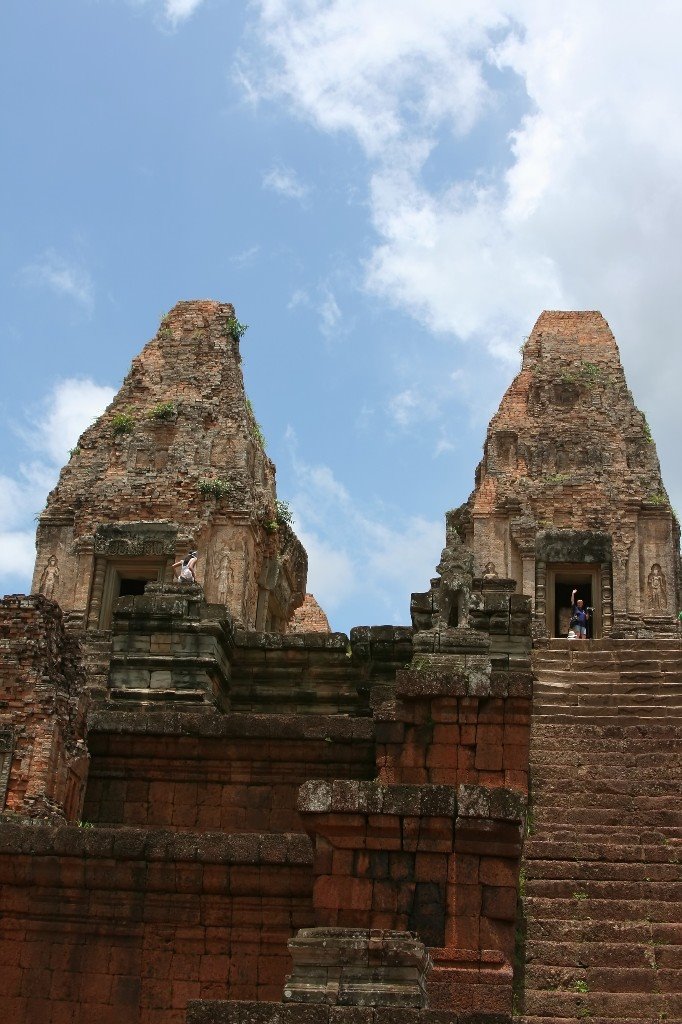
<box><xmin>94</xmin><ymin>523</ymin><xmax>178</xmax><ymax>558</ymax></box>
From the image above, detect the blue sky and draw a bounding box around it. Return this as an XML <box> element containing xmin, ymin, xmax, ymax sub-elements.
<box><xmin>1</xmin><ymin>1</ymin><xmax>681</xmax><ymax>633</ymax></box>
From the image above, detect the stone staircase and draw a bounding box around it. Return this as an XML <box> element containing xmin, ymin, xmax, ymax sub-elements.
<box><xmin>516</xmin><ymin>639</ymin><xmax>682</xmax><ymax>1024</ymax></box>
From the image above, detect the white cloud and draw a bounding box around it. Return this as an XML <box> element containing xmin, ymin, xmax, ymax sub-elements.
<box><xmin>0</xmin><ymin>378</ymin><xmax>114</xmax><ymax>590</ymax></box>
<box><xmin>30</xmin><ymin>378</ymin><xmax>116</xmax><ymax>465</ymax></box>
<box><xmin>244</xmin><ymin>1</ymin><xmax>508</xmax><ymax>157</ymax></box>
<box><xmin>288</xmin><ymin>288</ymin><xmax>310</xmax><ymax>310</ymax></box>
<box><xmin>318</xmin><ymin>285</ymin><xmax>341</xmax><ymax>338</ymax></box>
<box><xmin>230</xmin><ymin>245</ymin><xmax>260</xmax><ymax>268</ymax></box>
<box><xmin>129</xmin><ymin>0</ymin><xmax>205</xmax><ymax>27</ymax></box>
<box><xmin>262</xmin><ymin>164</ymin><xmax>309</xmax><ymax>201</ymax></box>
<box><xmin>286</xmin><ymin>284</ymin><xmax>344</xmax><ymax>339</ymax></box>
<box><xmin>246</xmin><ymin>0</ymin><xmax>682</xmax><ymax>524</ymax></box>
<box><xmin>0</xmin><ymin>532</ymin><xmax>36</xmax><ymax>584</ymax></box>
<box><xmin>163</xmin><ymin>0</ymin><xmax>204</xmax><ymax>21</ymax></box>
<box><xmin>21</xmin><ymin>250</ymin><xmax>94</xmax><ymax>310</ymax></box>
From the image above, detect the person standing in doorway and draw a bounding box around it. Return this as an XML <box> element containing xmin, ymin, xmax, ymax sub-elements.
<box><xmin>570</xmin><ymin>588</ymin><xmax>589</xmax><ymax>640</ymax></box>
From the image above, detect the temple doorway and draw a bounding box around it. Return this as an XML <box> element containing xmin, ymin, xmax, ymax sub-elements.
<box><xmin>546</xmin><ymin>564</ymin><xmax>601</xmax><ymax>638</ymax></box>
<box><xmin>98</xmin><ymin>558</ymin><xmax>165</xmax><ymax>627</ymax></box>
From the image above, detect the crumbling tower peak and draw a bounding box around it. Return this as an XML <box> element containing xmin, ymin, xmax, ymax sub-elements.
<box><xmin>32</xmin><ymin>301</ymin><xmax>308</xmax><ymax>633</ymax></box>
<box><xmin>522</xmin><ymin>310</ymin><xmax>623</xmax><ymax>371</ymax></box>
<box><xmin>453</xmin><ymin>310</ymin><xmax>679</xmax><ymax>638</ymax></box>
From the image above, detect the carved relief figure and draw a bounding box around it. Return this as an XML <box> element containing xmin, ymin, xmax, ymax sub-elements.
<box><xmin>647</xmin><ymin>563</ymin><xmax>667</xmax><ymax>610</ymax></box>
<box><xmin>482</xmin><ymin>561</ymin><xmax>498</xmax><ymax>579</ymax></box>
<box><xmin>39</xmin><ymin>556</ymin><xmax>60</xmax><ymax>600</ymax></box>
<box><xmin>213</xmin><ymin>550</ymin><xmax>235</xmax><ymax>605</ymax></box>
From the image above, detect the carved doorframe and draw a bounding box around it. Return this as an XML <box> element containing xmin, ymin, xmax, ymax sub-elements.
<box><xmin>545</xmin><ymin>562</ymin><xmax>603</xmax><ymax>639</ymax></box>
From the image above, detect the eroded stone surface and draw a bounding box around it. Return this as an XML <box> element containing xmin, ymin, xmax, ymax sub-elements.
<box><xmin>449</xmin><ymin>311</ymin><xmax>680</xmax><ymax>637</ymax></box>
<box><xmin>31</xmin><ymin>300</ymin><xmax>307</xmax><ymax>632</ymax></box>
<box><xmin>290</xmin><ymin>594</ymin><xmax>332</xmax><ymax>633</ymax></box>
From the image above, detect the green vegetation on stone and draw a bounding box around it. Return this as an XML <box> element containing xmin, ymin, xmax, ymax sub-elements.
<box><xmin>275</xmin><ymin>500</ymin><xmax>293</xmax><ymax>528</ymax></box>
<box><xmin>246</xmin><ymin>398</ymin><xmax>266</xmax><ymax>449</ymax></box>
<box><xmin>226</xmin><ymin>315</ymin><xmax>248</xmax><ymax>340</ymax></box>
<box><xmin>147</xmin><ymin>401</ymin><xmax>177</xmax><ymax>421</ymax></box>
<box><xmin>199</xmin><ymin>478</ymin><xmax>232</xmax><ymax>499</ymax></box>
<box><xmin>112</xmin><ymin>412</ymin><xmax>134</xmax><ymax>435</ymax></box>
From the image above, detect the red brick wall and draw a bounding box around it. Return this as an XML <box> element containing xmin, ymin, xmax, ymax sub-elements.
<box><xmin>82</xmin><ymin>712</ymin><xmax>376</xmax><ymax>832</ymax></box>
<box><xmin>376</xmin><ymin>678</ymin><xmax>531</xmax><ymax>792</ymax></box>
<box><xmin>0</xmin><ymin>595</ymin><xmax>88</xmax><ymax>820</ymax></box>
<box><xmin>0</xmin><ymin>825</ymin><xmax>314</xmax><ymax>1024</ymax></box>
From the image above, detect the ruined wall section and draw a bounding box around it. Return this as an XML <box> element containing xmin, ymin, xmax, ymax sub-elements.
<box><xmin>32</xmin><ymin>300</ymin><xmax>306</xmax><ymax>631</ymax></box>
<box><xmin>289</xmin><ymin>594</ymin><xmax>331</xmax><ymax>633</ymax></box>
<box><xmin>0</xmin><ymin>595</ymin><xmax>88</xmax><ymax>820</ymax></box>
<box><xmin>453</xmin><ymin>311</ymin><xmax>680</xmax><ymax>634</ymax></box>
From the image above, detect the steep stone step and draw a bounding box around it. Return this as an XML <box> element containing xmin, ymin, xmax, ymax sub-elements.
<box><xmin>523</xmin><ymin>938</ymin><xmax>680</xmax><ymax>969</ymax></box>
<box><xmin>525</xmin><ymin>917</ymin><xmax>681</xmax><ymax>946</ymax></box>
<box><xmin>524</xmin><ymin>832</ymin><xmax>681</xmax><ymax>854</ymax></box>
<box><xmin>532</xmin><ymin>784</ymin><xmax>682</xmax><ymax>802</ymax></box>
<box><xmin>524</xmin><ymin>859</ymin><xmax>680</xmax><ymax>881</ymax></box>
<box><xmin>531</xmin><ymin>806</ymin><xmax>682</xmax><ymax>829</ymax></box>
<box><xmin>524</xmin><ymin>895</ymin><xmax>681</xmax><ymax>924</ymax></box>
<box><xmin>517</xmin><ymin>1017</ymin><xmax>660</xmax><ymax>1024</ymax></box>
<box><xmin>531</xmin><ymin>710</ymin><xmax>680</xmax><ymax>725</ymax></box>
<box><xmin>522</xmin><ymin>963</ymin><xmax>662</xmax><ymax>993</ymax></box>
<box><xmin>524</xmin><ymin>877</ymin><xmax>682</xmax><ymax>901</ymax></box>
<box><xmin>518</xmin><ymin>987</ymin><xmax>679</xmax><ymax>1019</ymax></box>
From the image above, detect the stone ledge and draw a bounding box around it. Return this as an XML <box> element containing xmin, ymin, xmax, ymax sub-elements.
<box><xmin>87</xmin><ymin>708</ymin><xmax>375</xmax><ymax>741</ymax></box>
<box><xmin>187</xmin><ymin>1003</ymin><xmax>512</xmax><ymax>1024</ymax></box>
<box><xmin>298</xmin><ymin>781</ymin><xmax>456</xmax><ymax>817</ymax></box>
<box><xmin>412</xmin><ymin>629</ymin><xmax>491</xmax><ymax>655</ymax></box>
<box><xmin>0</xmin><ymin>822</ymin><xmax>312</xmax><ymax>864</ymax></box>
<box><xmin>235</xmin><ymin>631</ymin><xmax>350</xmax><ymax>650</ymax></box>
<box><xmin>457</xmin><ymin>785</ymin><xmax>527</xmax><ymax>823</ymax></box>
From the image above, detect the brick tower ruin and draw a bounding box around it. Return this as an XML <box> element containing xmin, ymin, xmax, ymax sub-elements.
<box><xmin>32</xmin><ymin>300</ymin><xmax>307</xmax><ymax>634</ymax></box>
<box><xmin>452</xmin><ymin>311</ymin><xmax>680</xmax><ymax>638</ymax></box>
<box><xmin>0</xmin><ymin>304</ymin><xmax>679</xmax><ymax>1024</ymax></box>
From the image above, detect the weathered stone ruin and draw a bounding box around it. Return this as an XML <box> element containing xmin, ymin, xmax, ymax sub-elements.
<box><xmin>32</xmin><ymin>300</ymin><xmax>307</xmax><ymax>634</ymax></box>
<box><xmin>452</xmin><ymin>311</ymin><xmax>680</xmax><ymax>639</ymax></box>
<box><xmin>0</xmin><ymin>305</ymin><xmax>680</xmax><ymax>1024</ymax></box>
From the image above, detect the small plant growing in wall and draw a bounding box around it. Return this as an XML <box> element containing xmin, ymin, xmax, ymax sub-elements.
<box><xmin>647</xmin><ymin>491</ymin><xmax>668</xmax><ymax>507</ymax></box>
<box><xmin>275</xmin><ymin>500</ymin><xmax>293</xmax><ymax>528</ymax></box>
<box><xmin>199</xmin><ymin>478</ymin><xmax>232</xmax><ymax>499</ymax></box>
<box><xmin>581</xmin><ymin>362</ymin><xmax>601</xmax><ymax>387</ymax></box>
<box><xmin>111</xmin><ymin>411</ymin><xmax>134</xmax><ymax>436</ymax></box>
<box><xmin>545</xmin><ymin>472</ymin><xmax>571</xmax><ymax>485</ymax></box>
<box><xmin>68</xmin><ymin>447</ymin><xmax>81</xmax><ymax>459</ymax></box>
<box><xmin>226</xmin><ymin>315</ymin><xmax>248</xmax><ymax>340</ymax></box>
<box><xmin>246</xmin><ymin>398</ymin><xmax>267</xmax><ymax>449</ymax></box>
<box><xmin>147</xmin><ymin>401</ymin><xmax>177</xmax><ymax>421</ymax></box>
<box><xmin>640</xmin><ymin>411</ymin><xmax>653</xmax><ymax>443</ymax></box>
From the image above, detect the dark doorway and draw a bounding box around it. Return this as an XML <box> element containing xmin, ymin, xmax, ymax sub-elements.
<box><xmin>118</xmin><ymin>578</ymin><xmax>149</xmax><ymax>597</ymax></box>
<box><xmin>555</xmin><ymin>579</ymin><xmax>593</xmax><ymax>638</ymax></box>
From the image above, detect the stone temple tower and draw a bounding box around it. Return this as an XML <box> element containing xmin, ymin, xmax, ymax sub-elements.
<box><xmin>31</xmin><ymin>300</ymin><xmax>307</xmax><ymax>633</ymax></box>
<box><xmin>452</xmin><ymin>310</ymin><xmax>680</xmax><ymax>637</ymax></box>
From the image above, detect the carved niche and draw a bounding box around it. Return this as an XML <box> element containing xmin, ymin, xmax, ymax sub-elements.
<box><xmin>646</xmin><ymin>563</ymin><xmax>668</xmax><ymax>611</ymax></box>
<box><xmin>39</xmin><ymin>556</ymin><xmax>60</xmax><ymax>600</ymax></box>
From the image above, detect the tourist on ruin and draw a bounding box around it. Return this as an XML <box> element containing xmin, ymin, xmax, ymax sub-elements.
<box><xmin>570</xmin><ymin>588</ymin><xmax>589</xmax><ymax>640</ymax></box>
<box><xmin>173</xmin><ymin>551</ymin><xmax>198</xmax><ymax>583</ymax></box>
